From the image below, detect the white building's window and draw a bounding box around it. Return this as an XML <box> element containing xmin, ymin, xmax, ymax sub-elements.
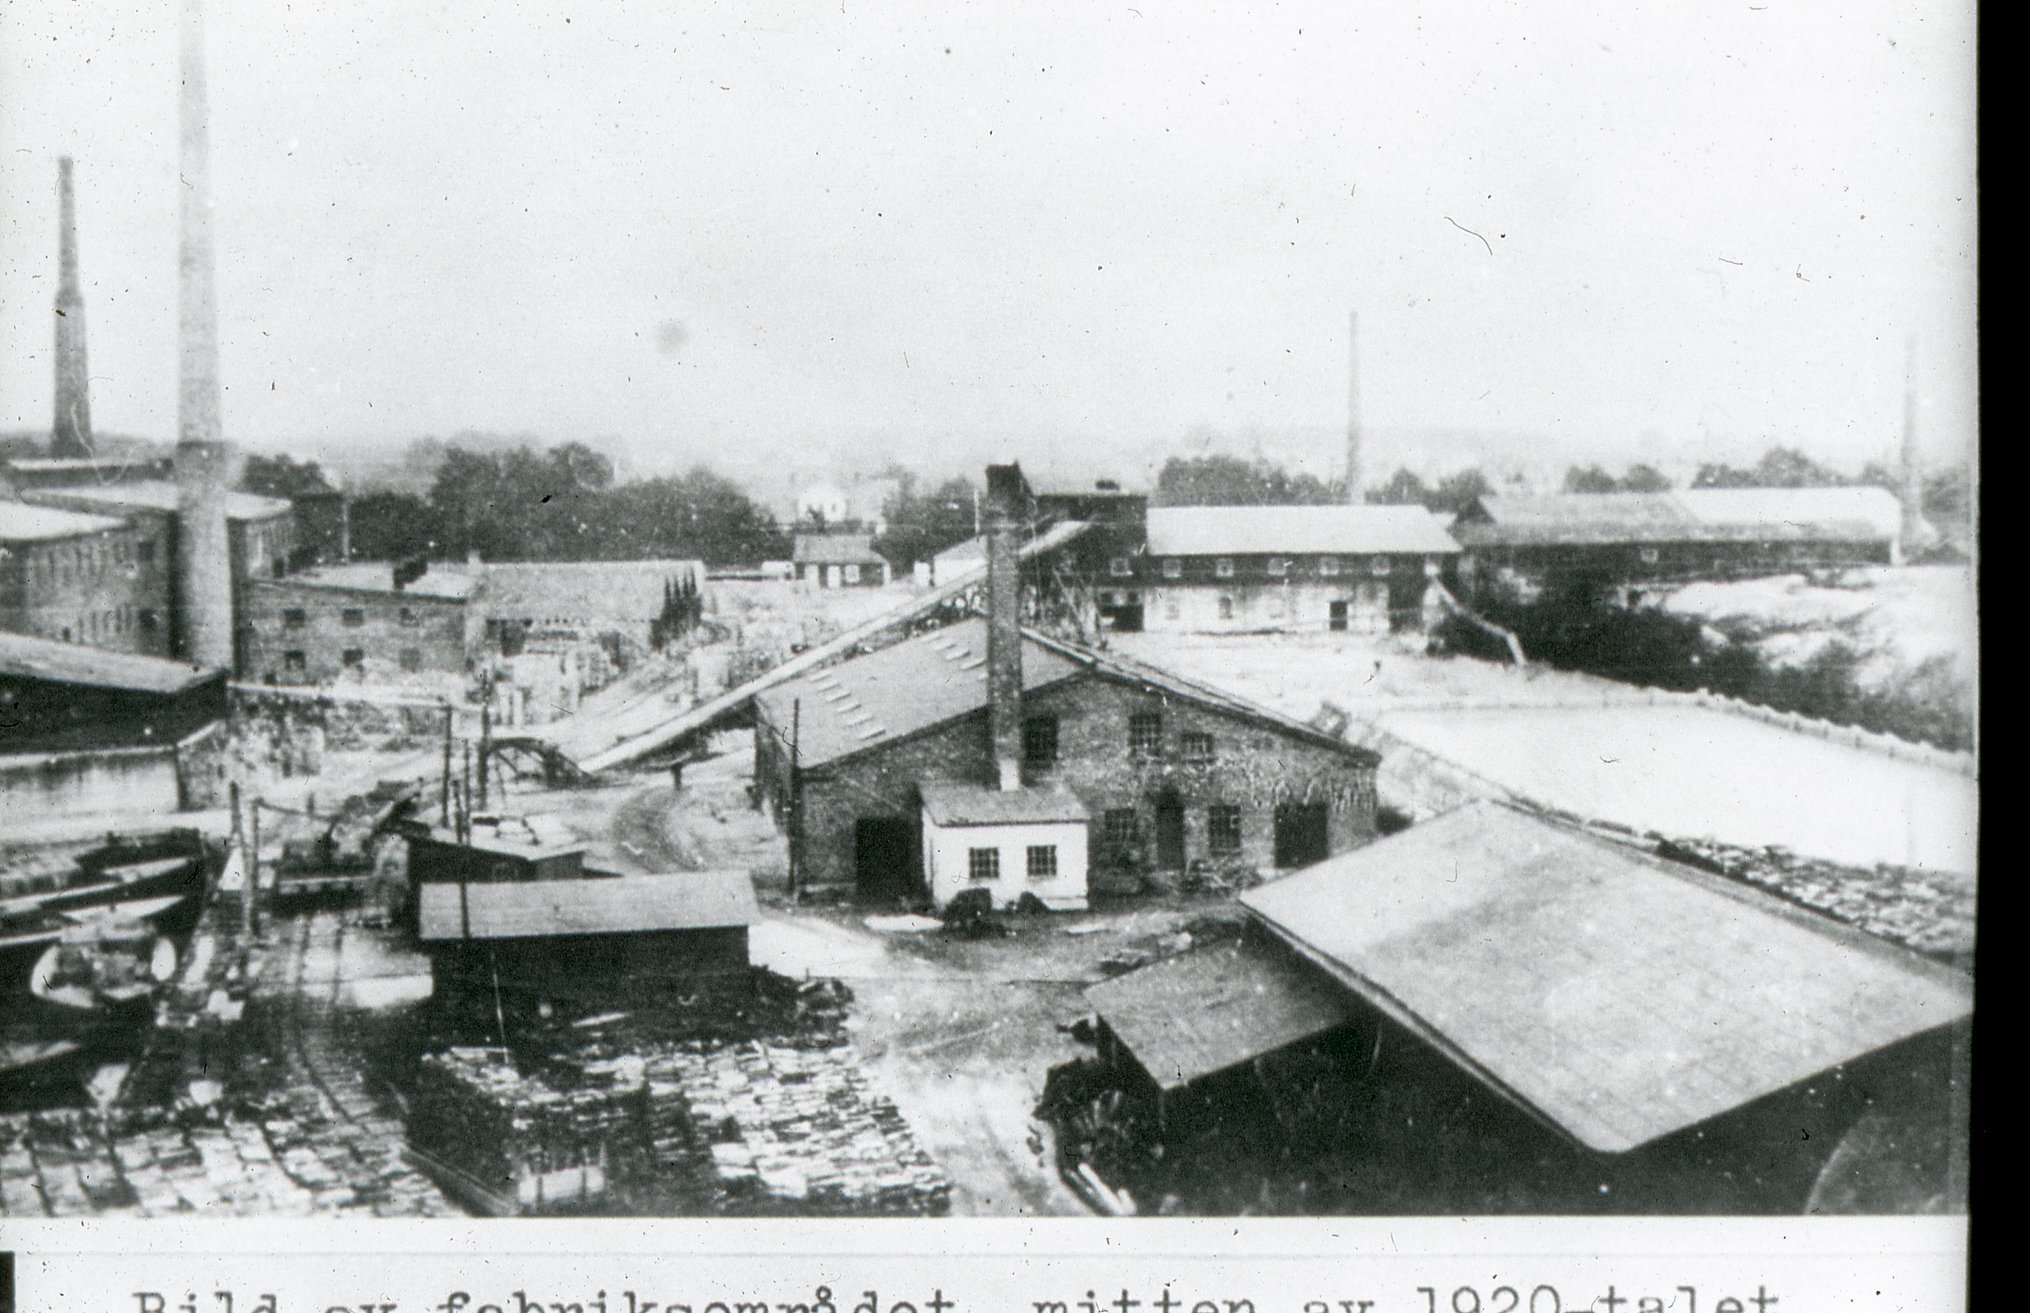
<box><xmin>1215</xmin><ymin>558</ymin><xmax>1235</xmax><ymax>578</ymax></box>
<box><xmin>844</xmin><ymin>563</ymin><xmax>862</xmax><ymax>583</ymax></box>
<box><xmin>1109</xmin><ymin>557</ymin><xmax>1133</xmax><ymax>578</ymax></box>
<box><xmin>1026</xmin><ymin>845</ymin><xmax>1058</xmax><ymax>878</ymax></box>
<box><xmin>1369</xmin><ymin>556</ymin><xmax>1391</xmax><ymax>576</ymax></box>
<box><xmin>1162</xmin><ymin>558</ymin><xmax>1182</xmax><ymax>579</ymax></box>
<box><xmin>1319</xmin><ymin>556</ymin><xmax>1340</xmax><ymax>577</ymax></box>
<box><xmin>1267</xmin><ymin>557</ymin><xmax>1288</xmax><ymax>577</ymax></box>
<box><xmin>968</xmin><ymin>847</ymin><xmax>1000</xmax><ymax>881</ymax></box>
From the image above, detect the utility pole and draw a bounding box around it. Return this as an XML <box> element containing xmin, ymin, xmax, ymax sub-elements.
<box><xmin>440</xmin><ymin>703</ymin><xmax>453</xmax><ymax>825</ymax></box>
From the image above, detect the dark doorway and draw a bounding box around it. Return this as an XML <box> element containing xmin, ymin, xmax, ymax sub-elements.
<box><xmin>1274</xmin><ymin>802</ymin><xmax>1330</xmax><ymax>868</ymax></box>
<box><xmin>1328</xmin><ymin>600</ymin><xmax>1348</xmax><ymax>632</ymax></box>
<box><xmin>854</xmin><ymin>816</ymin><xmax>919</xmax><ymax>904</ymax></box>
<box><xmin>1153</xmin><ymin>795</ymin><xmax>1186</xmax><ymax>870</ymax></box>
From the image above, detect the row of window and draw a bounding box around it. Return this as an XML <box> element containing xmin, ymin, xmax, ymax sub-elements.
<box><xmin>278</xmin><ymin>647</ymin><xmax>427</xmax><ymax>674</ymax></box>
<box><xmin>1099</xmin><ymin>805</ymin><xmax>1245</xmax><ymax>853</ymax></box>
<box><xmin>24</xmin><ymin>534</ymin><xmax>156</xmax><ymax>587</ymax></box>
<box><xmin>967</xmin><ymin>845</ymin><xmax>1060</xmax><ymax>881</ymax></box>
<box><xmin>280</xmin><ymin>605</ymin><xmax>420</xmax><ymax>630</ymax></box>
<box><xmin>55</xmin><ymin>605</ymin><xmax>161</xmax><ymax>645</ymax></box>
<box><xmin>1019</xmin><ymin>712</ymin><xmax>1215</xmax><ymax>766</ymax></box>
<box><xmin>1110</xmin><ymin>555</ymin><xmax>1406</xmax><ymax>579</ymax></box>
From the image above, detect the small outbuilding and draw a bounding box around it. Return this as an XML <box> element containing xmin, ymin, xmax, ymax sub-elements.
<box><xmin>920</xmin><ymin>780</ymin><xmax>1090</xmax><ymax>910</ymax></box>
<box><xmin>792</xmin><ymin>533</ymin><xmax>890</xmax><ymax>589</ymax></box>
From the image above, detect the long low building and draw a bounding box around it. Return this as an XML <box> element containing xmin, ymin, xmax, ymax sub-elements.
<box><xmin>1452</xmin><ymin>486</ymin><xmax>1905</xmax><ymax>596</ymax></box>
<box><xmin>0</xmin><ymin>630</ymin><xmax>228</xmax><ymax>815</ymax></box>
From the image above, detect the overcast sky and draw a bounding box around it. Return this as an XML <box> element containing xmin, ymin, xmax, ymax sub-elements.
<box><xmin>1</xmin><ymin>0</ymin><xmax>1978</xmax><ymax>484</ymax></box>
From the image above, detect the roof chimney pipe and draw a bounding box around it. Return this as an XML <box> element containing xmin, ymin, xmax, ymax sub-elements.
<box><xmin>52</xmin><ymin>157</ymin><xmax>94</xmax><ymax>460</ymax></box>
<box><xmin>984</xmin><ymin>463</ymin><xmax>1029</xmax><ymax>792</ymax></box>
<box><xmin>1345</xmin><ymin>309</ymin><xmax>1363</xmax><ymax>505</ymax></box>
<box><xmin>173</xmin><ymin>0</ymin><xmax>237</xmax><ymax>671</ymax></box>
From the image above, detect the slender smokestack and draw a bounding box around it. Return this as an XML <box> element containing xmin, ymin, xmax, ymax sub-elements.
<box><xmin>174</xmin><ymin>0</ymin><xmax>237</xmax><ymax>670</ymax></box>
<box><xmin>984</xmin><ymin>463</ymin><xmax>1027</xmax><ymax>792</ymax></box>
<box><xmin>1896</xmin><ymin>336</ymin><xmax>1931</xmax><ymax>563</ymax></box>
<box><xmin>1345</xmin><ymin>310</ymin><xmax>1363</xmax><ymax>505</ymax></box>
<box><xmin>52</xmin><ymin>157</ymin><xmax>94</xmax><ymax>460</ymax></box>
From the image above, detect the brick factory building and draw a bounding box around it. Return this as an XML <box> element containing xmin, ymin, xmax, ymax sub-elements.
<box><xmin>753</xmin><ymin>466</ymin><xmax>1379</xmax><ymax>906</ymax></box>
<box><xmin>240</xmin><ymin>561</ymin><xmax>484</xmax><ymax>685</ymax></box>
<box><xmin>0</xmin><ymin>501</ymin><xmax>171</xmax><ymax>656</ymax></box>
<box><xmin>1124</xmin><ymin>504</ymin><xmax>1461</xmax><ymax>636</ymax></box>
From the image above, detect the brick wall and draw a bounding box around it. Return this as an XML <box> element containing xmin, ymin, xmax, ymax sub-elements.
<box><xmin>0</xmin><ymin>522</ymin><xmax>172</xmax><ymax>656</ymax></box>
<box><xmin>241</xmin><ymin>578</ymin><xmax>475</xmax><ymax>685</ymax></box>
<box><xmin>767</xmin><ymin>668</ymin><xmax>1376</xmax><ymax>898</ymax></box>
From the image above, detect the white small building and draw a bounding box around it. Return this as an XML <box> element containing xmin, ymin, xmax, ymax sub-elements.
<box><xmin>920</xmin><ymin>781</ymin><xmax>1090</xmax><ymax>911</ymax></box>
<box><xmin>912</xmin><ymin>534</ymin><xmax>989</xmax><ymax>588</ymax></box>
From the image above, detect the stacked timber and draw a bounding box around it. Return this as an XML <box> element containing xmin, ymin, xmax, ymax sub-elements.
<box><xmin>407</xmin><ymin>1048</ymin><xmax>628</xmax><ymax>1215</ymax></box>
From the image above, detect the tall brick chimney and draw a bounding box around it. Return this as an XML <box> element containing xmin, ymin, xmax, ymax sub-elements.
<box><xmin>984</xmin><ymin>463</ymin><xmax>1028</xmax><ymax>792</ymax></box>
<box><xmin>1344</xmin><ymin>309</ymin><xmax>1363</xmax><ymax>505</ymax></box>
<box><xmin>1896</xmin><ymin>335</ymin><xmax>1934</xmax><ymax>563</ymax></box>
<box><xmin>173</xmin><ymin>0</ymin><xmax>237</xmax><ymax>671</ymax></box>
<box><xmin>52</xmin><ymin>157</ymin><xmax>94</xmax><ymax>460</ymax></box>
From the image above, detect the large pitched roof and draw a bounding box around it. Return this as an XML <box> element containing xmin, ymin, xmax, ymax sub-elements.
<box><xmin>1086</xmin><ymin>935</ymin><xmax>1355</xmax><ymax>1091</ymax></box>
<box><xmin>1453</xmin><ymin>487</ymin><xmax>1902</xmax><ymax>548</ymax></box>
<box><xmin>1145</xmin><ymin>504</ymin><xmax>1461</xmax><ymax>557</ymax></box>
<box><xmin>0</xmin><ymin>630</ymin><xmax>222</xmax><ymax>694</ymax></box>
<box><xmin>417</xmin><ymin>870</ymin><xmax>756</xmax><ymax>941</ymax></box>
<box><xmin>1240</xmin><ymin>801</ymin><xmax>1971</xmax><ymax>1153</ymax></box>
<box><xmin>25</xmin><ymin>481</ymin><xmax>293</xmax><ymax>523</ymax></box>
<box><xmin>754</xmin><ymin>616</ymin><xmax>1375</xmax><ymax>772</ymax></box>
<box><xmin>752</xmin><ymin>618</ymin><xmax>1084</xmax><ymax>768</ymax></box>
<box><xmin>0</xmin><ymin>500</ymin><xmax>128</xmax><ymax>542</ymax></box>
<box><xmin>792</xmin><ymin>533</ymin><xmax>887</xmax><ymax>566</ymax></box>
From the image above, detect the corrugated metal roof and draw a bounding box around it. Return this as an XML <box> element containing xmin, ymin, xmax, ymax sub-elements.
<box><xmin>753</xmin><ymin>618</ymin><xmax>1084</xmax><ymax>768</ymax></box>
<box><xmin>1454</xmin><ymin>487</ymin><xmax>1902</xmax><ymax>548</ymax></box>
<box><xmin>0</xmin><ymin>500</ymin><xmax>129</xmax><ymax>542</ymax></box>
<box><xmin>1145</xmin><ymin>505</ymin><xmax>1462</xmax><ymax>557</ymax></box>
<box><xmin>792</xmin><ymin>533</ymin><xmax>887</xmax><ymax>566</ymax></box>
<box><xmin>1240</xmin><ymin>801</ymin><xmax>1972</xmax><ymax>1154</ymax></box>
<box><xmin>24</xmin><ymin>481</ymin><xmax>293</xmax><ymax>523</ymax></box>
<box><xmin>417</xmin><ymin>870</ymin><xmax>757</xmax><ymax>941</ymax></box>
<box><xmin>1086</xmin><ymin>936</ymin><xmax>1355</xmax><ymax>1091</ymax></box>
<box><xmin>0</xmin><ymin>630</ymin><xmax>222</xmax><ymax>694</ymax></box>
<box><xmin>920</xmin><ymin>780</ymin><xmax>1090</xmax><ymax>826</ymax></box>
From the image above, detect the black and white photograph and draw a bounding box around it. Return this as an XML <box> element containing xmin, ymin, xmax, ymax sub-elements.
<box><xmin>0</xmin><ymin>0</ymin><xmax>1974</xmax><ymax>1248</ymax></box>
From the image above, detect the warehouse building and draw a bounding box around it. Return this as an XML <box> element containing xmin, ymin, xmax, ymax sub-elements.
<box><xmin>239</xmin><ymin>560</ymin><xmax>484</xmax><ymax>685</ymax></box>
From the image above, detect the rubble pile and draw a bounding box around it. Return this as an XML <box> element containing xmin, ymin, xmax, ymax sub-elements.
<box><xmin>409</xmin><ymin>1048</ymin><xmax>631</xmax><ymax>1214</ymax></box>
<box><xmin>649</xmin><ymin>1042</ymin><xmax>950</xmax><ymax>1217</ymax></box>
<box><xmin>1656</xmin><ymin>837</ymin><xmax>1974</xmax><ymax>962</ymax></box>
<box><xmin>405</xmin><ymin>1039</ymin><xmax>949</xmax><ymax>1218</ymax></box>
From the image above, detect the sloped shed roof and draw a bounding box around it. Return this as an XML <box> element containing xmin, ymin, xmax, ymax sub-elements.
<box><xmin>1453</xmin><ymin>487</ymin><xmax>1902</xmax><ymax>548</ymax></box>
<box><xmin>0</xmin><ymin>501</ymin><xmax>128</xmax><ymax>542</ymax></box>
<box><xmin>0</xmin><ymin>630</ymin><xmax>222</xmax><ymax>694</ymax></box>
<box><xmin>26</xmin><ymin>480</ymin><xmax>293</xmax><ymax>523</ymax></box>
<box><xmin>1086</xmin><ymin>935</ymin><xmax>1355</xmax><ymax>1091</ymax></box>
<box><xmin>418</xmin><ymin>870</ymin><xmax>756</xmax><ymax>942</ymax></box>
<box><xmin>1240</xmin><ymin>801</ymin><xmax>1971</xmax><ymax>1153</ymax></box>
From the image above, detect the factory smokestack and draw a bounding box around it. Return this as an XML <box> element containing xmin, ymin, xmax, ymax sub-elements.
<box><xmin>1345</xmin><ymin>310</ymin><xmax>1363</xmax><ymax>505</ymax></box>
<box><xmin>174</xmin><ymin>0</ymin><xmax>237</xmax><ymax>670</ymax></box>
<box><xmin>52</xmin><ymin>157</ymin><xmax>94</xmax><ymax>460</ymax></box>
<box><xmin>984</xmin><ymin>463</ymin><xmax>1028</xmax><ymax>793</ymax></box>
<box><xmin>1896</xmin><ymin>336</ymin><xmax>1935</xmax><ymax>564</ymax></box>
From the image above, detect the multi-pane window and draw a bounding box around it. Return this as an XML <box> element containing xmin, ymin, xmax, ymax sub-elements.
<box><xmin>1023</xmin><ymin>715</ymin><xmax>1059</xmax><ymax>767</ymax></box>
<box><xmin>1129</xmin><ymin>712</ymin><xmax>1163</xmax><ymax>757</ymax></box>
<box><xmin>1026</xmin><ymin>845</ymin><xmax>1058</xmax><ymax>878</ymax></box>
<box><xmin>282</xmin><ymin>608</ymin><xmax>307</xmax><ymax>630</ymax></box>
<box><xmin>1181</xmin><ymin>732</ymin><xmax>1215</xmax><ymax>764</ymax></box>
<box><xmin>1215</xmin><ymin>558</ymin><xmax>1235</xmax><ymax>578</ymax></box>
<box><xmin>1102</xmin><ymin>809</ymin><xmax>1139</xmax><ymax>844</ymax></box>
<box><xmin>1162</xmin><ymin>558</ymin><xmax>1182</xmax><ymax>579</ymax></box>
<box><xmin>968</xmin><ymin>847</ymin><xmax>1000</xmax><ymax>881</ymax></box>
<box><xmin>341</xmin><ymin>648</ymin><xmax>365</xmax><ymax>668</ymax></box>
<box><xmin>1319</xmin><ymin>556</ymin><xmax>1340</xmax><ymax>577</ymax></box>
<box><xmin>341</xmin><ymin>608</ymin><xmax>366</xmax><ymax>627</ymax></box>
<box><xmin>1208</xmin><ymin>805</ymin><xmax>1243</xmax><ymax>854</ymax></box>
